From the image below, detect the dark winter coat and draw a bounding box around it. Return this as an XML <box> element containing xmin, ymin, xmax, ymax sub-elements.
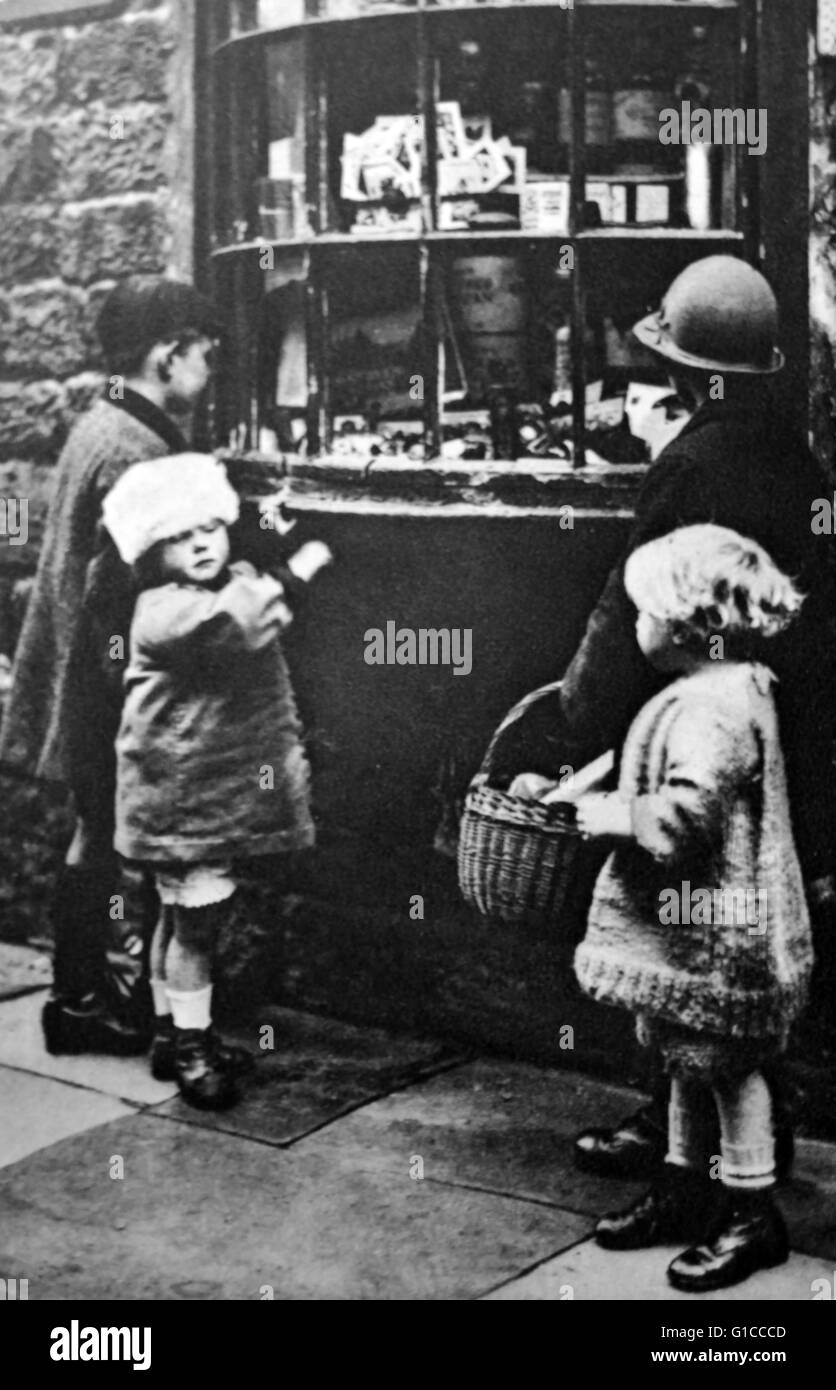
<box><xmin>114</xmin><ymin>561</ymin><xmax>315</xmax><ymax>864</ymax></box>
<box><xmin>65</xmin><ymin>510</ymin><xmax>309</xmax><ymax>840</ymax></box>
<box><xmin>494</xmin><ymin>394</ymin><xmax>836</xmax><ymax>878</ymax></box>
<box><xmin>0</xmin><ymin>393</ymin><xmax>186</xmax><ymax>787</ymax></box>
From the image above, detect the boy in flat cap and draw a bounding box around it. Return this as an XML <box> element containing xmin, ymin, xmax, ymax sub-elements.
<box><xmin>0</xmin><ymin>275</ymin><xmax>222</xmax><ymax>1056</ymax></box>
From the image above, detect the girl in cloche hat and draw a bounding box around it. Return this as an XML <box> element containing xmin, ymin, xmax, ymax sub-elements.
<box><xmin>103</xmin><ymin>454</ymin><xmax>332</xmax><ymax>1110</ymax></box>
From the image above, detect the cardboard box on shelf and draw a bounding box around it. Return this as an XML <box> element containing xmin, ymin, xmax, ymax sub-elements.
<box><xmin>636</xmin><ymin>184</ymin><xmax>671</xmax><ymax>224</ymax></box>
<box><xmin>586</xmin><ymin>181</ymin><xmax>627</xmax><ymax>225</ymax></box>
<box><xmin>341</xmin><ymin>102</ymin><xmax>522</xmax><ymax>227</ymax></box>
<box><xmin>520</xmin><ymin>180</ymin><xmax>570</xmax><ymax>234</ymax></box>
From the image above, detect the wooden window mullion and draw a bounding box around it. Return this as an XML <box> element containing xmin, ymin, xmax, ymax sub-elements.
<box><xmin>568</xmin><ymin>4</ymin><xmax>586</xmax><ymax>469</ymax></box>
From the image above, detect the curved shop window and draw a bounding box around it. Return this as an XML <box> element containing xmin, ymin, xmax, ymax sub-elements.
<box><xmin>203</xmin><ymin>0</ymin><xmax>799</xmax><ymax>485</ymax></box>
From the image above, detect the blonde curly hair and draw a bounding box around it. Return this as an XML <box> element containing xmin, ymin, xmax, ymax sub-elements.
<box><xmin>624</xmin><ymin>524</ymin><xmax>803</xmax><ymax>649</ymax></box>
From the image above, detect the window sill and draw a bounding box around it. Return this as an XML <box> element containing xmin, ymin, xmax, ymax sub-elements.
<box><xmin>221</xmin><ymin>450</ymin><xmax>646</xmax><ymax>519</ymax></box>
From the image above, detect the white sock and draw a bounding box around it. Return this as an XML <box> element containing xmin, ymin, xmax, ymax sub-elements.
<box><xmin>712</xmin><ymin>1071</ymin><xmax>775</xmax><ymax>1190</ymax></box>
<box><xmin>166</xmin><ymin>985</ymin><xmax>213</xmax><ymax>1033</ymax></box>
<box><xmin>150</xmin><ymin>978</ymin><xmax>170</xmax><ymax>1018</ymax></box>
<box><xmin>666</xmin><ymin>1076</ymin><xmax>715</xmax><ymax>1172</ymax></box>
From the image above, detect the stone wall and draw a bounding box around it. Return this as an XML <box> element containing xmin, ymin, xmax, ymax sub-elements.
<box><xmin>810</xmin><ymin>25</ymin><xmax>836</xmax><ymax>483</ymax></box>
<box><xmin>0</xmin><ymin>0</ymin><xmax>194</xmax><ymax>642</ymax></box>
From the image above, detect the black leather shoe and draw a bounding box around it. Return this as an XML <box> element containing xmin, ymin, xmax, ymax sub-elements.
<box><xmin>42</xmin><ymin>994</ymin><xmax>150</xmax><ymax>1057</ymax></box>
<box><xmin>174</xmin><ymin>1027</ymin><xmax>240</xmax><ymax>1110</ymax></box>
<box><xmin>595</xmin><ymin>1166</ymin><xmax>714</xmax><ymax>1250</ymax></box>
<box><xmin>576</xmin><ymin>1104</ymin><xmax>666</xmax><ymax>1178</ymax></box>
<box><xmin>667</xmin><ymin>1191</ymin><xmax>788</xmax><ymax>1293</ymax></box>
<box><xmin>151</xmin><ymin>1016</ymin><xmax>255</xmax><ymax>1083</ymax></box>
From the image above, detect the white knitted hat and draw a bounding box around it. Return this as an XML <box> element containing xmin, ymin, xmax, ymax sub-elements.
<box><xmin>102</xmin><ymin>454</ymin><xmax>240</xmax><ymax>564</ymax></box>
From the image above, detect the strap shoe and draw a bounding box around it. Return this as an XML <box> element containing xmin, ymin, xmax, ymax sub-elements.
<box><xmin>173</xmin><ymin>1026</ymin><xmax>240</xmax><ymax>1110</ymax></box>
<box><xmin>575</xmin><ymin>1103</ymin><xmax>666</xmax><ymax>1179</ymax></box>
<box><xmin>151</xmin><ymin>1016</ymin><xmax>254</xmax><ymax>1083</ymax></box>
<box><xmin>595</xmin><ymin>1164</ymin><xmax>715</xmax><ymax>1250</ymax></box>
<box><xmin>667</xmin><ymin>1190</ymin><xmax>788</xmax><ymax>1292</ymax></box>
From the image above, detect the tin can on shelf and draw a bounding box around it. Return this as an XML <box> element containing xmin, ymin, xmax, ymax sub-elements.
<box><xmin>520</xmin><ymin>180</ymin><xmax>569</xmax><ymax>234</ymax></box>
<box><xmin>451</xmin><ymin>256</ymin><xmax>528</xmax><ymax>333</ymax></box>
<box><xmin>256</xmin><ymin>177</ymin><xmax>305</xmax><ymax>240</ymax></box>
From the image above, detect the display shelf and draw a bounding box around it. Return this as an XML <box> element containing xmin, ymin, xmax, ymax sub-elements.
<box><xmin>220</xmin><ymin>447</ymin><xmax>646</xmax><ymax>519</ymax></box>
<box><xmin>575</xmin><ymin>227</ymin><xmax>745</xmax><ymax>241</ymax></box>
<box><xmin>210</xmin><ymin>225</ymin><xmax>743</xmax><ymax>260</ymax></box>
<box><xmin>206</xmin><ymin>0</ymin><xmax>767</xmax><ymax>468</ymax></box>
<box><xmin>211</xmin><ymin>230</ymin><xmax>578</xmax><ymax>256</ymax></box>
<box><xmin>215</xmin><ymin>0</ymin><xmax>738</xmax><ymax>53</ymax></box>
<box><xmin>578</xmin><ymin>0</ymin><xmax>735</xmax><ymax>7</ymax></box>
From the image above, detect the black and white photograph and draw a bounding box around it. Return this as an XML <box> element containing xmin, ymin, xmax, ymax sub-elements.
<box><xmin>0</xmin><ymin>0</ymin><xmax>834</xmax><ymax>1340</ymax></box>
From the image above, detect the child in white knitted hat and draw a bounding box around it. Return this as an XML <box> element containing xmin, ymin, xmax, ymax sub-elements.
<box><xmin>103</xmin><ymin>454</ymin><xmax>331</xmax><ymax>1109</ymax></box>
<box><xmin>571</xmin><ymin>524</ymin><xmax>812</xmax><ymax>1292</ymax></box>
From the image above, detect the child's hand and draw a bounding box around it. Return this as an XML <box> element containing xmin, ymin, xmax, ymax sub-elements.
<box><xmin>575</xmin><ymin>792</ymin><xmax>633</xmax><ymax>841</ymax></box>
<box><xmin>288</xmin><ymin>540</ymin><xmax>333</xmax><ymax>583</ymax></box>
<box><xmin>257</xmin><ymin>488</ymin><xmax>297</xmax><ymax>538</ymax></box>
<box><xmin>508</xmin><ymin>772</ymin><xmax>558</xmax><ymax>801</ymax></box>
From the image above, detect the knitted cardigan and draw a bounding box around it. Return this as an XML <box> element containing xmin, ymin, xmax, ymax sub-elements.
<box><xmin>0</xmin><ymin>398</ymin><xmax>177</xmax><ymax>785</ymax></box>
<box><xmin>574</xmin><ymin>661</ymin><xmax>813</xmax><ymax>1043</ymax></box>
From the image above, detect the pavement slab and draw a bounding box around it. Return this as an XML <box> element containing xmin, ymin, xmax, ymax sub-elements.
<box><xmin>152</xmin><ymin>1004</ymin><xmax>461</xmax><ymax>1146</ymax></box>
<box><xmin>0</xmin><ymin>991</ymin><xmax>176</xmax><ymax>1105</ymax></box>
<box><xmin>779</xmin><ymin>1139</ymin><xmax>836</xmax><ymax>1262</ymax></box>
<box><xmin>483</xmin><ymin>1236</ymin><xmax>834</xmax><ymax>1301</ymax></box>
<box><xmin>0</xmin><ymin>942</ymin><xmax>51</xmax><ymax>1000</ymax></box>
<box><xmin>0</xmin><ymin>1067</ymin><xmax>133</xmax><ymax>1169</ymax></box>
<box><xmin>0</xmin><ymin>1111</ymin><xmax>588</xmax><ymax>1300</ymax></box>
<box><xmin>295</xmin><ymin>1057</ymin><xmax>648</xmax><ymax>1215</ymax></box>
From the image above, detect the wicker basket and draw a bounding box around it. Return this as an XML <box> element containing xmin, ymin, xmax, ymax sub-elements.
<box><xmin>457</xmin><ymin>681</ymin><xmax>596</xmax><ymax>930</ymax></box>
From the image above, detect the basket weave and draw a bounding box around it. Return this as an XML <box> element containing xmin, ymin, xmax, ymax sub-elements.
<box><xmin>457</xmin><ymin>681</ymin><xmax>589</xmax><ymax>929</ymax></box>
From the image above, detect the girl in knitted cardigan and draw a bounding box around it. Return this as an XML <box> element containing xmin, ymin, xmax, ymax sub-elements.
<box><xmin>572</xmin><ymin>524</ymin><xmax>812</xmax><ymax>1293</ymax></box>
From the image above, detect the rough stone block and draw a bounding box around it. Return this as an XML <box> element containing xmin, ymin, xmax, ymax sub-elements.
<box><xmin>55</xmin><ymin>14</ymin><xmax>174</xmax><ymax>109</ymax></box>
<box><xmin>0</xmin><ymin>31</ymin><xmax>58</xmax><ymax>123</ymax></box>
<box><xmin>0</xmin><ymin>125</ymin><xmax>61</xmax><ymax>203</ymax></box>
<box><xmin>0</xmin><ymin>281</ymin><xmax>90</xmax><ymax>379</ymax></box>
<box><xmin>59</xmin><ymin>195</ymin><xmax>168</xmax><ymax>285</ymax></box>
<box><xmin>0</xmin><ymin>204</ymin><xmax>61</xmax><ymax>284</ymax></box>
<box><xmin>0</xmin><ymin>379</ymin><xmax>67</xmax><ymax>462</ymax></box>
<box><xmin>53</xmin><ymin>104</ymin><xmax>171</xmax><ymax>201</ymax></box>
<box><xmin>0</xmin><ymin>373</ymin><xmax>102</xmax><ymax>464</ymax></box>
<box><xmin>810</xmin><ymin>160</ymin><xmax>836</xmax><ymax>232</ymax></box>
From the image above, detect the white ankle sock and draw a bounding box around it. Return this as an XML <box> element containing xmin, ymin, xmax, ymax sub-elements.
<box><xmin>150</xmin><ymin>978</ymin><xmax>170</xmax><ymax>1018</ymax></box>
<box><xmin>167</xmin><ymin>985</ymin><xmax>212</xmax><ymax>1032</ymax></box>
<box><xmin>712</xmin><ymin>1072</ymin><xmax>775</xmax><ymax>1190</ymax></box>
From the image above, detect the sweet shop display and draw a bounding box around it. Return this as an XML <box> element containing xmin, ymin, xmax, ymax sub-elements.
<box><xmin>213</xmin><ymin>0</ymin><xmax>749</xmax><ymax>465</ymax></box>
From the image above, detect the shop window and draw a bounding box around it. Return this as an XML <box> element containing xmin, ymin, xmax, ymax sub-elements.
<box><xmin>205</xmin><ymin>1</ymin><xmax>766</xmax><ymax>469</ymax></box>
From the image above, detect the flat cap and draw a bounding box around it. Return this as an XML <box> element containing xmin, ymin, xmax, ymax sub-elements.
<box><xmin>96</xmin><ymin>276</ymin><xmax>224</xmax><ymax>365</ymax></box>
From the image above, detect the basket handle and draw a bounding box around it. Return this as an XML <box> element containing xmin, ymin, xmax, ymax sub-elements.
<box><xmin>473</xmin><ymin>679</ymin><xmax>564</xmax><ymax>787</ymax></box>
